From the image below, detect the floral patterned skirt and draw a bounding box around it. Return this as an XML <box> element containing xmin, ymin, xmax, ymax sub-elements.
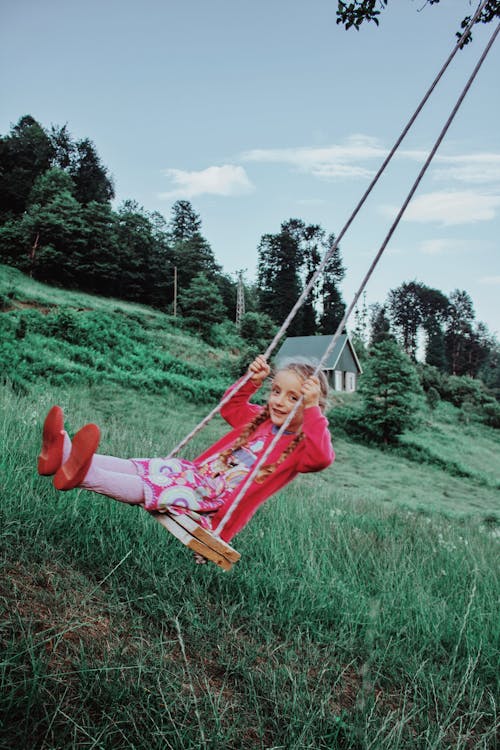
<box><xmin>132</xmin><ymin>457</ymin><xmax>226</xmax><ymax>528</ymax></box>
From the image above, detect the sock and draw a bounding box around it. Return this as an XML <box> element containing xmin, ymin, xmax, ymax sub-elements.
<box><xmin>62</xmin><ymin>431</ymin><xmax>71</xmax><ymax>463</ymax></box>
<box><xmin>81</xmin><ymin>461</ymin><xmax>145</xmax><ymax>504</ymax></box>
<box><xmin>53</xmin><ymin>424</ymin><xmax>100</xmax><ymax>491</ymax></box>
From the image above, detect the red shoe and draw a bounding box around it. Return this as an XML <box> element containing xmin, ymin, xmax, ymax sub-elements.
<box><xmin>38</xmin><ymin>406</ymin><xmax>64</xmax><ymax>475</ymax></box>
<box><xmin>53</xmin><ymin>424</ymin><xmax>100</xmax><ymax>491</ymax></box>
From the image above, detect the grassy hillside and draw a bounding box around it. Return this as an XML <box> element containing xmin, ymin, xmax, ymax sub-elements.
<box><xmin>0</xmin><ymin>264</ymin><xmax>238</xmax><ymax>402</ymax></box>
<box><xmin>1</xmin><ymin>266</ymin><xmax>499</xmax><ymax>748</ymax></box>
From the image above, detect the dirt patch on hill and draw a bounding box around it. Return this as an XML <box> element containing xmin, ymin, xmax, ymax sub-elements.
<box><xmin>0</xmin><ymin>561</ymin><xmax>136</xmax><ymax>672</ymax></box>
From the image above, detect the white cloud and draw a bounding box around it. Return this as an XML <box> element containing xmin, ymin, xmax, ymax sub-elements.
<box><xmin>432</xmin><ymin>153</ymin><xmax>500</xmax><ymax>184</ymax></box>
<box><xmin>395</xmin><ymin>151</ymin><xmax>500</xmax><ymax>184</ymax></box>
<box><xmin>157</xmin><ymin>140</ymin><xmax>500</xmax><ymax>206</ymax></box>
<box><xmin>237</xmin><ymin>131</ymin><xmax>500</xmax><ymax>193</ymax></box>
<box><xmin>381</xmin><ymin>190</ymin><xmax>500</xmax><ymax>225</ymax></box>
<box><xmin>159</xmin><ymin>165</ymin><xmax>254</xmax><ymax>199</ymax></box>
<box><xmin>241</xmin><ymin>134</ymin><xmax>385</xmax><ymax>180</ymax></box>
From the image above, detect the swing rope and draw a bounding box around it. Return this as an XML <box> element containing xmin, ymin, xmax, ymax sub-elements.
<box><xmin>167</xmin><ymin>0</ymin><xmax>490</xmax><ymax>462</ymax></box>
<box><xmin>214</xmin><ymin>14</ymin><xmax>500</xmax><ymax>538</ymax></box>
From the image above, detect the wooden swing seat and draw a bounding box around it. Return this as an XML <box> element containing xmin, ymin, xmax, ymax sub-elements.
<box><xmin>152</xmin><ymin>510</ymin><xmax>240</xmax><ymax>571</ymax></box>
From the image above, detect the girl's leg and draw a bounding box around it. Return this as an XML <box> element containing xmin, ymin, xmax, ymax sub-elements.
<box><xmin>91</xmin><ymin>455</ymin><xmax>138</xmax><ymax>474</ymax></box>
<box><xmin>39</xmin><ymin>407</ymin><xmax>136</xmax><ymax>479</ymax></box>
<box><xmin>54</xmin><ymin>426</ymin><xmax>145</xmax><ymax>504</ymax></box>
<box><xmin>81</xmin><ymin>462</ymin><xmax>144</xmax><ymax>505</ymax></box>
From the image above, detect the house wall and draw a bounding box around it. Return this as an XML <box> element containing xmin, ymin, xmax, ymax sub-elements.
<box><xmin>345</xmin><ymin>372</ymin><xmax>356</xmax><ymax>392</ymax></box>
<box><xmin>332</xmin><ymin>370</ymin><xmax>357</xmax><ymax>392</ymax></box>
<box><xmin>336</xmin><ymin>347</ymin><xmax>358</xmax><ymax>373</ymax></box>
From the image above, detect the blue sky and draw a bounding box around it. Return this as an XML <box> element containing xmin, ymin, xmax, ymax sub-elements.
<box><xmin>1</xmin><ymin>0</ymin><xmax>499</xmax><ymax>336</ymax></box>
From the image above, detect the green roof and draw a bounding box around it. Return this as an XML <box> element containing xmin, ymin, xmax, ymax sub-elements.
<box><xmin>275</xmin><ymin>334</ymin><xmax>362</xmax><ymax>373</ymax></box>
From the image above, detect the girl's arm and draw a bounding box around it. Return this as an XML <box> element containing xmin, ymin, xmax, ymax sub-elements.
<box><xmin>220</xmin><ymin>356</ymin><xmax>270</xmax><ymax>428</ymax></box>
<box><xmin>296</xmin><ymin>376</ymin><xmax>334</xmax><ymax>472</ymax></box>
<box><xmin>296</xmin><ymin>406</ymin><xmax>334</xmax><ymax>472</ymax></box>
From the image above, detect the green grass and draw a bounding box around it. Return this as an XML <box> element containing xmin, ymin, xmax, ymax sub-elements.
<box><xmin>332</xmin><ymin>434</ymin><xmax>499</xmax><ymax>520</ymax></box>
<box><xmin>0</xmin><ymin>262</ymin><xmax>168</xmax><ymax>318</ymax></box>
<box><xmin>1</xmin><ymin>381</ymin><xmax>498</xmax><ymax>749</ymax></box>
<box><xmin>0</xmin><ymin>266</ymin><xmax>499</xmax><ymax>748</ymax></box>
<box><xmin>401</xmin><ymin>401</ymin><xmax>499</xmax><ymax>488</ymax></box>
<box><xmin>0</xmin><ymin>264</ymin><xmax>237</xmax><ymax>403</ymax></box>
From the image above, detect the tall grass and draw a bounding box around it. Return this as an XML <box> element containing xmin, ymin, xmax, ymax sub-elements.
<box><xmin>1</xmin><ymin>381</ymin><xmax>498</xmax><ymax>749</ymax></box>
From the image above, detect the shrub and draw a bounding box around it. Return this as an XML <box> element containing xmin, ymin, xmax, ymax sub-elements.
<box><xmin>426</xmin><ymin>386</ymin><xmax>441</xmax><ymax>411</ymax></box>
<box><xmin>15</xmin><ymin>317</ymin><xmax>27</xmax><ymax>340</ymax></box>
<box><xmin>442</xmin><ymin>375</ymin><xmax>486</xmax><ymax>408</ymax></box>
<box><xmin>482</xmin><ymin>398</ymin><xmax>500</xmax><ymax>428</ymax></box>
<box><xmin>419</xmin><ymin>363</ymin><xmax>446</xmax><ymax>394</ymax></box>
<box><xmin>206</xmin><ymin>320</ymin><xmax>244</xmax><ymax>350</ymax></box>
<box><xmin>239</xmin><ymin>311</ymin><xmax>277</xmax><ymax>349</ymax></box>
<box><xmin>44</xmin><ymin>308</ymin><xmax>83</xmax><ymax>345</ymax></box>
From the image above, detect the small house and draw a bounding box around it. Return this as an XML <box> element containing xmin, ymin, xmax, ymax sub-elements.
<box><xmin>276</xmin><ymin>334</ymin><xmax>363</xmax><ymax>392</ymax></box>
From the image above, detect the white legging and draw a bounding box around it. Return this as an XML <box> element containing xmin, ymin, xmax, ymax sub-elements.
<box><xmin>81</xmin><ymin>454</ymin><xmax>145</xmax><ymax>505</ymax></box>
<box><xmin>62</xmin><ymin>431</ymin><xmax>144</xmax><ymax>504</ymax></box>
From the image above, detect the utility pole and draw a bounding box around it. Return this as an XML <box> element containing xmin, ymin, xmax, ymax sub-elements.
<box><xmin>29</xmin><ymin>232</ymin><xmax>39</xmax><ymax>278</ymax></box>
<box><xmin>173</xmin><ymin>266</ymin><xmax>178</xmax><ymax>317</ymax></box>
<box><xmin>236</xmin><ymin>269</ymin><xmax>246</xmax><ymax>328</ymax></box>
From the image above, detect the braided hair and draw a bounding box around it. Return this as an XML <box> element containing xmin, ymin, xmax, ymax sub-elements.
<box><xmin>219</xmin><ymin>360</ymin><xmax>329</xmax><ymax>483</ymax></box>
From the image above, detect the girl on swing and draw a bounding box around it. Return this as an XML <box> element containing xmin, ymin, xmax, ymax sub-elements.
<box><xmin>38</xmin><ymin>355</ymin><xmax>334</xmax><ymax>550</ymax></box>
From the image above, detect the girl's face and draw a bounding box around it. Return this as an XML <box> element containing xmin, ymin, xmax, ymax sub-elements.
<box><xmin>268</xmin><ymin>370</ymin><xmax>305</xmax><ymax>432</ymax></box>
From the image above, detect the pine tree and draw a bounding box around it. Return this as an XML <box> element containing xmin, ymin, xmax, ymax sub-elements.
<box><xmin>420</xmin><ymin>286</ymin><xmax>449</xmax><ymax>370</ymax></box>
<box><xmin>21</xmin><ymin>168</ymin><xmax>86</xmax><ymax>283</ymax></box>
<box><xmin>49</xmin><ymin>124</ymin><xmax>75</xmax><ymax>171</ymax></box>
<box><xmin>70</xmin><ymin>138</ymin><xmax>114</xmax><ymax>204</ymax></box>
<box><xmin>115</xmin><ymin>201</ymin><xmax>171</xmax><ymax>304</ymax></box>
<box><xmin>168</xmin><ymin>200</ymin><xmax>221</xmax><ymax>301</ymax></box>
<box><xmin>369</xmin><ymin>304</ymin><xmax>394</xmax><ymax>346</ymax></box>
<box><xmin>445</xmin><ymin>289</ymin><xmax>475</xmax><ymax>375</ymax></box>
<box><xmin>319</xmin><ymin>234</ymin><xmax>346</xmax><ymax>334</ymax></box>
<box><xmin>301</xmin><ymin>239</ymin><xmax>320</xmax><ymax>335</ymax></box>
<box><xmin>257</xmin><ymin>219</ymin><xmax>305</xmax><ymax>335</ymax></box>
<box><xmin>356</xmin><ymin>339</ymin><xmax>424</xmax><ymax>444</ymax></box>
<box><xmin>0</xmin><ymin>115</ymin><xmax>54</xmax><ymax>220</ymax></box>
<box><xmin>178</xmin><ymin>272</ymin><xmax>226</xmax><ymax>339</ymax></box>
<box><xmin>425</xmin><ymin>325</ymin><xmax>448</xmax><ymax>371</ymax></box>
<box><xmin>169</xmin><ymin>200</ymin><xmax>202</xmax><ymax>241</ymax></box>
<box><xmin>387</xmin><ymin>281</ymin><xmax>424</xmax><ymax>359</ymax></box>
<box><xmin>79</xmin><ymin>201</ymin><xmax>120</xmax><ymax>295</ymax></box>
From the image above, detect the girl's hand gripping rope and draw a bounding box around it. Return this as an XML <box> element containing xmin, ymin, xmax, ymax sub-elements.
<box><xmin>301</xmin><ymin>376</ymin><xmax>322</xmax><ymax>409</ymax></box>
<box><xmin>248</xmin><ymin>355</ymin><xmax>270</xmax><ymax>385</ymax></box>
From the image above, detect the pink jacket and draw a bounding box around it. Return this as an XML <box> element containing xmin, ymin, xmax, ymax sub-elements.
<box><xmin>194</xmin><ymin>377</ymin><xmax>334</xmax><ymax>542</ymax></box>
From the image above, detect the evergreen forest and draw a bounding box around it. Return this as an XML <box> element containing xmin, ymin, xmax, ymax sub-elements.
<box><xmin>1</xmin><ymin>114</ymin><xmax>499</xmax><ymax>407</ymax></box>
